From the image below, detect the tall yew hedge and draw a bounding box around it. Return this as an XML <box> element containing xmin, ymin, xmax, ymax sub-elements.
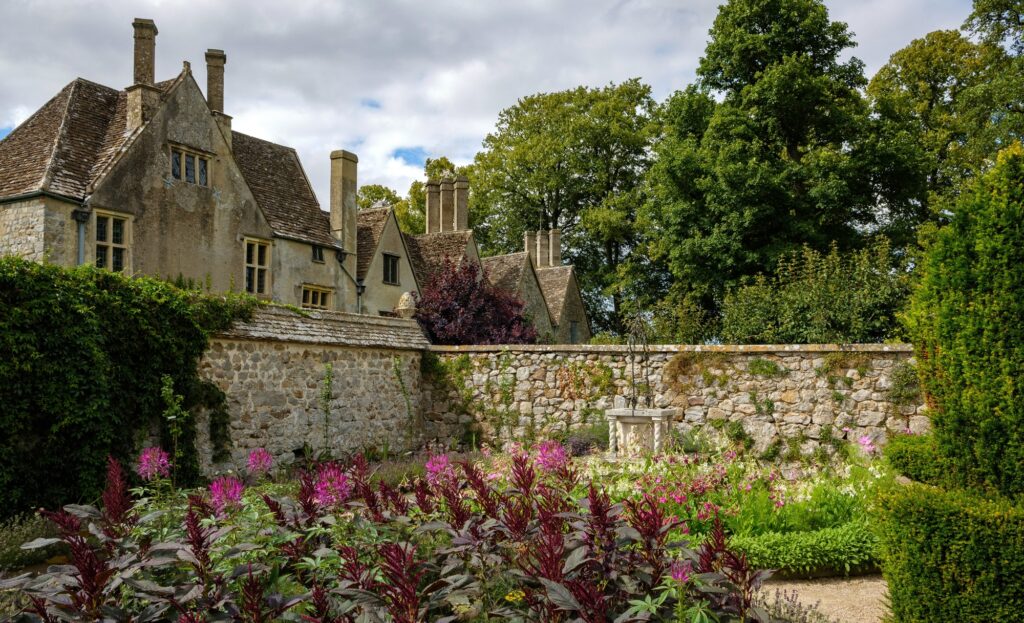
<box><xmin>902</xmin><ymin>144</ymin><xmax>1024</xmax><ymax>497</ymax></box>
<box><xmin>0</xmin><ymin>258</ymin><xmax>253</xmax><ymax>518</ymax></box>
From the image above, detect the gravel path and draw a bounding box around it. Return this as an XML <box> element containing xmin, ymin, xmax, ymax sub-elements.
<box><xmin>764</xmin><ymin>575</ymin><xmax>888</xmax><ymax>623</ymax></box>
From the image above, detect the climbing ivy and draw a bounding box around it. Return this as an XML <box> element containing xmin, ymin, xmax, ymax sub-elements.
<box><xmin>0</xmin><ymin>258</ymin><xmax>255</xmax><ymax>518</ymax></box>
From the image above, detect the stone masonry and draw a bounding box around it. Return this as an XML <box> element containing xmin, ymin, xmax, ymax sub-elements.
<box><xmin>0</xmin><ymin>199</ymin><xmax>46</xmax><ymax>260</ymax></box>
<box><xmin>422</xmin><ymin>344</ymin><xmax>928</xmax><ymax>456</ymax></box>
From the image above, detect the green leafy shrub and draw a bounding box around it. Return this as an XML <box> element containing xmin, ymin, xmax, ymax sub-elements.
<box><xmin>720</xmin><ymin>238</ymin><xmax>911</xmax><ymax>344</ymax></box>
<box><xmin>0</xmin><ymin>514</ymin><xmax>61</xmax><ymax>571</ymax></box>
<box><xmin>902</xmin><ymin>145</ymin><xmax>1024</xmax><ymax>497</ymax></box>
<box><xmin>0</xmin><ymin>258</ymin><xmax>254</xmax><ymax>518</ymax></box>
<box><xmin>884</xmin><ymin>433</ymin><xmax>954</xmax><ymax>487</ymax></box>
<box><xmin>729</xmin><ymin>521</ymin><xmax>879</xmax><ymax>578</ymax></box>
<box><xmin>875</xmin><ymin>482</ymin><xmax>1024</xmax><ymax>622</ymax></box>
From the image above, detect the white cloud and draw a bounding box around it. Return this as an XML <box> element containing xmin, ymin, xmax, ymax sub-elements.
<box><xmin>0</xmin><ymin>0</ymin><xmax>974</xmax><ymax>203</ymax></box>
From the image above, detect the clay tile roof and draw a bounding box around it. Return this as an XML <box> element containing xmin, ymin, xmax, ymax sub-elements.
<box><xmin>536</xmin><ymin>265</ymin><xmax>574</xmax><ymax>322</ymax></box>
<box><xmin>404</xmin><ymin>230</ymin><xmax>474</xmax><ymax>283</ymax></box>
<box><xmin>481</xmin><ymin>252</ymin><xmax>528</xmax><ymax>292</ymax></box>
<box><xmin>0</xmin><ymin>75</ymin><xmax>184</xmax><ymax>203</ymax></box>
<box><xmin>356</xmin><ymin>207</ymin><xmax>391</xmax><ymax>280</ymax></box>
<box><xmin>231</xmin><ymin>131</ymin><xmax>337</xmax><ymax>249</ymax></box>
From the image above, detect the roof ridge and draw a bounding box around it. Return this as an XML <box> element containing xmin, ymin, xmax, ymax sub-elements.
<box><xmin>39</xmin><ymin>79</ymin><xmax>80</xmax><ymax>193</ymax></box>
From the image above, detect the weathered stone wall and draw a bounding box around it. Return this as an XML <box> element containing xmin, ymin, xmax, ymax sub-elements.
<box><xmin>196</xmin><ymin>307</ymin><xmax>429</xmax><ymax>473</ymax></box>
<box><xmin>422</xmin><ymin>344</ymin><xmax>928</xmax><ymax>456</ymax></box>
<box><xmin>0</xmin><ymin>198</ymin><xmax>46</xmax><ymax>260</ymax></box>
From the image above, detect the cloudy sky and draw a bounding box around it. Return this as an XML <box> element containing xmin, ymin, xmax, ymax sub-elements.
<box><xmin>1</xmin><ymin>0</ymin><xmax>973</xmax><ymax>204</ymax></box>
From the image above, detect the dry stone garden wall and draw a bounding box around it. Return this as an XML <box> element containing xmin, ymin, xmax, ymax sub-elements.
<box><xmin>422</xmin><ymin>344</ymin><xmax>928</xmax><ymax>458</ymax></box>
<box><xmin>196</xmin><ymin>307</ymin><xmax>429</xmax><ymax>473</ymax></box>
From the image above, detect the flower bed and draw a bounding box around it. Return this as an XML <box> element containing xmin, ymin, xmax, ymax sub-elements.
<box><xmin>1</xmin><ymin>448</ymin><xmax>788</xmax><ymax>622</ymax></box>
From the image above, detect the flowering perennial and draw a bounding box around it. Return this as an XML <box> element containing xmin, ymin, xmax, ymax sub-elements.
<box><xmin>246</xmin><ymin>448</ymin><xmax>274</xmax><ymax>476</ymax></box>
<box><xmin>135</xmin><ymin>447</ymin><xmax>171</xmax><ymax>481</ymax></box>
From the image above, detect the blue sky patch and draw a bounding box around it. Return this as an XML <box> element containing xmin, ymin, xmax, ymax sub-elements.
<box><xmin>360</xmin><ymin>98</ymin><xmax>382</xmax><ymax>109</ymax></box>
<box><xmin>0</xmin><ymin>126</ymin><xmax>11</xmax><ymax>140</ymax></box>
<box><xmin>392</xmin><ymin>146</ymin><xmax>428</xmax><ymax>167</ymax></box>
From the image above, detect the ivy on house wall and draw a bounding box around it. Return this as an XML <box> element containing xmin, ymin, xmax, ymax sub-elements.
<box><xmin>0</xmin><ymin>257</ymin><xmax>254</xmax><ymax>518</ymax></box>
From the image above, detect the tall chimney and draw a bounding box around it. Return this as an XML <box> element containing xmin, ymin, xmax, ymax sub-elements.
<box><xmin>133</xmin><ymin>18</ymin><xmax>157</xmax><ymax>85</ymax></box>
<box><xmin>549</xmin><ymin>229</ymin><xmax>561</xmax><ymax>266</ymax></box>
<box><xmin>205</xmin><ymin>49</ymin><xmax>232</xmax><ymax>149</ymax></box>
<box><xmin>439</xmin><ymin>179</ymin><xmax>454</xmax><ymax>232</ymax></box>
<box><xmin>127</xmin><ymin>19</ymin><xmax>161</xmax><ymax>131</ymax></box>
<box><xmin>330</xmin><ymin>150</ymin><xmax>359</xmax><ymax>253</ymax></box>
<box><xmin>425</xmin><ymin>180</ymin><xmax>440</xmax><ymax>233</ymax></box>
<box><xmin>536</xmin><ymin>229</ymin><xmax>550</xmax><ymax>267</ymax></box>
<box><xmin>205</xmin><ymin>49</ymin><xmax>226</xmax><ymax>112</ymax></box>
<box><xmin>453</xmin><ymin>175</ymin><xmax>469</xmax><ymax>231</ymax></box>
<box><xmin>525</xmin><ymin>231</ymin><xmax>537</xmax><ymax>263</ymax></box>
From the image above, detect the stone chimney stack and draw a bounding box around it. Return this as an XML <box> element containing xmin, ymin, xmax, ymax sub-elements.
<box><xmin>133</xmin><ymin>18</ymin><xmax>157</xmax><ymax>85</ymax></box>
<box><xmin>205</xmin><ymin>49</ymin><xmax>232</xmax><ymax>149</ymax></box>
<box><xmin>536</xmin><ymin>229</ymin><xmax>550</xmax><ymax>267</ymax></box>
<box><xmin>127</xmin><ymin>19</ymin><xmax>160</xmax><ymax>131</ymax></box>
<box><xmin>549</xmin><ymin>229</ymin><xmax>561</xmax><ymax>266</ymax></box>
<box><xmin>454</xmin><ymin>175</ymin><xmax>469</xmax><ymax>231</ymax></box>
<box><xmin>205</xmin><ymin>49</ymin><xmax>226</xmax><ymax>112</ymax></box>
<box><xmin>439</xmin><ymin>179</ymin><xmax>455</xmax><ymax>232</ymax></box>
<box><xmin>425</xmin><ymin>180</ymin><xmax>440</xmax><ymax>233</ymax></box>
<box><xmin>330</xmin><ymin>150</ymin><xmax>359</xmax><ymax>256</ymax></box>
<box><xmin>525</xmin><ymin>231</ymin><xmax>537</xmax><ymax>263</ymax></box>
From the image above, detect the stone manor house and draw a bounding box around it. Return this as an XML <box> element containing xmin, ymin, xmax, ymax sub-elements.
<box><xmin>0</xmin><ymin>18</ymin><xmax>591</xmax><ymax>343</ymax></box>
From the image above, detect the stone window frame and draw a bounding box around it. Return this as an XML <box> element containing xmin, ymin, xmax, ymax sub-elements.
<box><xmin>311</xmin><ymin>245</ymin><xmax>325</xmax><ymax>263</ymax></box>
<box><xmin>169</xmin><ymin>144</ymin><xmax>212</xmax><ymax>187</ymax></box>
<box><xmin>301</xmin><ymin>285</ymin><xmax>332</xmax><ymax>310</ymax></box>
<box><xmin>383</xmin><ymin>253</ymin><xmax>400</xmax><ymax>285</ymax></box>
<box><xmin>244</xmin><ymin>238</ymin><xmax>271</xmax><ymax>296</ymax></box>
<box><xmin>94</xmin><ymin>210</ymin><xmax>132</xmax><ymax>273</ymax></box>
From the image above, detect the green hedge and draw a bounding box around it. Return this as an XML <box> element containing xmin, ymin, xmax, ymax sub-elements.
<box><xmin>884</xmin><ymin>433</ymin><xmax>952</xmax><ymax>487</ymax></box>
<box><xmin>875</xmin><ymin>482</ymin><xmax>1024</xmax><ymax>622</ymax></box>
<box><xmin>729</xmin><ymin>521</ymin><xmax>879</xmax><ymax>578</ymax></box>
<box><xmin>0</xmin><ymin>258</ymin><xmax>253</xmax><ymax>517</ymax></box>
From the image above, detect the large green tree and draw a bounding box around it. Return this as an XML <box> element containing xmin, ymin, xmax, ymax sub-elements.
<box><xmin>639</xmin><ymin>0</ymin><xmax>887</xmax><ymax>321</ymax></box>
<box><xmin>470</xmin><ymin>79</ymin><xmax>655</xmax><ymax>332</ymax></box>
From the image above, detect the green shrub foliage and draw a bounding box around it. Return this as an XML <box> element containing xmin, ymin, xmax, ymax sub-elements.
<box><xmin>729</xmin><ymin>521</ymin><xmax>879</xmax><ymax>578</ymax></box>
<box><xmin>884</xmin><ymin>433</ymin><xmax>954</xmax><ymax>488</ymax></box>
<box><xmin>720</xmin><ymin>239</ymin><xmax>910</xmax><ymax>344</ymax></box>
<box><xmin>876</xmin><ymin>482</ymin><xmax>1024</xmax><ymax>622</ymax></box>
<box><xmin>0</xmin><ymin>258</ymin><xmax>253</xmax><ymax>517</ymax></box>
<box><xmin>903</xmin><ymin>145</ymin><xmax>1024</xmax><ymax>497</ymax></box>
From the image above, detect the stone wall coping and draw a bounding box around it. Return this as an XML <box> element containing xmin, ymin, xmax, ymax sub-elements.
<box><xmin>428</xmin><ymin>343</ymin><xmax>914</xmax><ymax>354</ymax></box>
<box><xmin>215</xmin><ymin>306</ymin><xmax>430</xmax><ymax>350</ymax></box>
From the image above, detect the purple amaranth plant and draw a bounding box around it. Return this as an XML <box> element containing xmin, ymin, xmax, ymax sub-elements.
<box><xmin>509</xmin><ymin>450</ymin><xmax>537</xmax><ymax>494</ymax></box>
<box><xmin>378</xmin><ymin>481</ymin><xmax>410</xmax><ymax>515</ymax></box>
<box><xmin>625</xmin><ymin>493</ymin><xmax>678</xmax><ymax>587</ymax></box>
<box><xmin>412</xmin><ymin>478</ymin><xmax>435</xmax><ymax>514</ymax></box>
<box><xmin>247</xmin><ymin>448</ymin><xmax>274</xmax><ymax>476</ymax></box>
<box><xmin>377</xmin><ymin>543</ymin><xmax>425</xmax><ymax>623</ymax></box>
<box><xmin>209</xmin><ymin>475</ymin><xmax>244</xmax><ymax>515</ymax></box>
<box><xmin>136</xmin><ymin>446</ymin><xmax>171</xmax><ymax>481</ymax></box>
<box><xmin>460</xmin><ymin>461</ymin><xmax>501</xmax><ymax>519</ymax></box>
<box><xmin>100</xmin><ymin>456</ymin><xmax>136</xmax><ymax>540</ymax></box>
<box><xmin>314</xmin><ymin>462</ymin><xmax>352</xmax><ymax>508</ymax></box>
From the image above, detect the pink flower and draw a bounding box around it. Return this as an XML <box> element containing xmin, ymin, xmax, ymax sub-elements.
<box><xmin>247</xmin><ymin>448</ymin><xmax>274</xmax><ymax>476</ymax></box>
<box><xmin>857</xmin><ymin>435</ymin><xmax>878</xmax><ymax>456</ymax></box>
<box><xmin>209</xmin><ymin>476</ymin><xmax>244</xmax><ymax>513</ymax></box>
<box><xmin>425</xmin><ymin>453</ymin><xmax>456</xmax><ymax>488</ymax></box>
<box><xmin>314</xmin><ymin>462</ymin><xmax>352</xmax><ymax>508</ymax></box>
<box><xmin>136</xmin><ymin>447</ymin><xmax>171</xmax><ymax>481</ymax></box>
<box><xmin>670</xmin><ymin>560</ymin><xmax>692</xmax><ymax>583</ymax></box>
<box><xmin>535</xmin><ymin>440</ymin><xmax>568</xmax><ymax>473</ymax></box>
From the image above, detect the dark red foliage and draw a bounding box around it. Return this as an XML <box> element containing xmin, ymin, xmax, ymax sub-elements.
<box><xmin>625</xmin><ymin>493</ymin><xmax>677</xmax><ymax>586</ymax></box>
<box><xmin>460</xmin><ymin>461</ymin><xmax>501</xmax><ymax>519</ymax></box>
<box><xmin>509</xmin><ymin>451</ymin><xmax>536</xmax><ymax>494</ymax></box>
<box><xmin>377</xmin><ymin>543</ymin><xmax>425</xmax><ymax>623</ymax></box>
<box><xmin>412</xmin><ymin>478</ymin><xmax>435</xmax><ymax>514</ymax></box>
<box><xmin>500</xmin><ymin>493</ymin><xmax>533</xmax><ymax>540</ymax></box>
<box><xmin>100</xmin><ymin>456</ymin><xmax>135</xmax><ymax>539</ymax></box>
<box><xmin>413</xmin><ymin>258</ymin><xmax>538</xmax><ymax>345</ymax></box>
<box><xmin>297</xmin><ymin>470</ymin><xmax>321</xmax><ymax>523</ymax></box>
<box><xmin>378</xmin><ymin>481</ymin><xmax>410</xmax><ymax>515</ymax></box>
<box><xmin>337</xmin><ymin>546</ymin><xmax>375</xmax><ymax>591</ymax></box>
<box><xmin>438</xmin><ymin>478</ymin><xmax>472</xmax><ymax>527</ymax></box>
<box><xmin>581</xmin><ymin>484</ymin><xmax>617</xmax><ymax>570</ymax></box>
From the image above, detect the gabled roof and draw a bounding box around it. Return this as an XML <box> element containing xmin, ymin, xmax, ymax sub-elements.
<box><xmin>0</xmin><ymin>77</ymin><xmax>175</xmax><ymax>202</ymax></box>
<box><xmin>404</xmin><ymin>230</ymin><xmax>475</xmax><ymax>283</ymax></box>
<box><xmin>481</xmin><ymin>252</ymin><xmax>528</xmax><ymax>292</ymax></box>
<box><xmin>536</xmin><ymin>265</ymin><xmax>575</xmax><ymax>323</ymax></box>
<box><xmin>231</xmin><ymin>131</ymin><xmax>337</xmax><ymax>249</ymax></box>
<box><xmin>356</xmin><ymin>207</ymin><xmax>391</xmax><ymax>280</ymax></box>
